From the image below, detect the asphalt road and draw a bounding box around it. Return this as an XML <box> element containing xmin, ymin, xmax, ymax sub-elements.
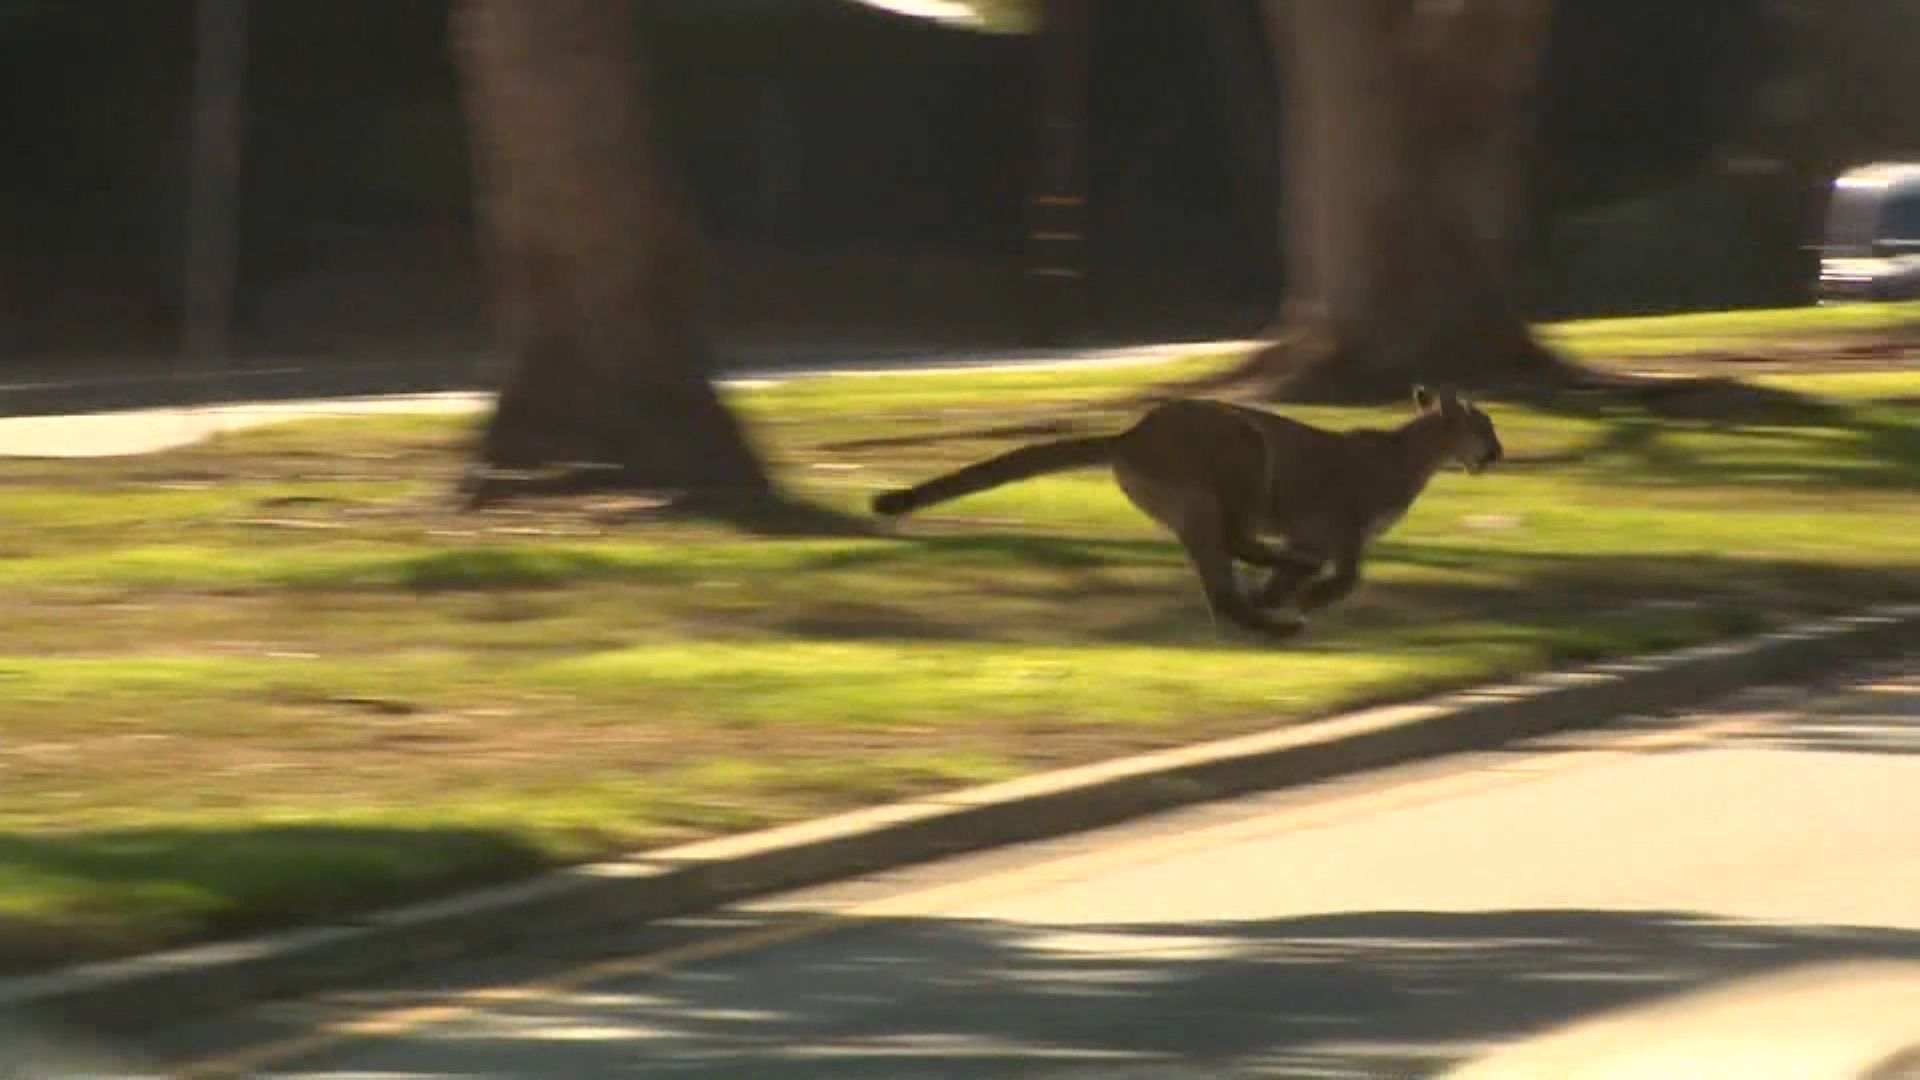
<box><xmin>56</xmin><ymin>653</ymin><xmax>1908</xmax><ymax>1078</ymax></box>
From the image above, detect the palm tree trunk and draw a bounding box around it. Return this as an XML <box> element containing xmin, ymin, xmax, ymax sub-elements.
<box><xmin>1191</xmin><ymin>0</ymin><xmax>1574</xmax><ymax>403</ymax></box>
<box><xmin>453</xmin><ymin>0</ymin><xmax>771</xmax><ymax>503</ymax></box>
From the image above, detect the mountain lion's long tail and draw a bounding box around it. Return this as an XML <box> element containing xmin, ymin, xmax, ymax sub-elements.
<box><xmin>871</xmin><ymin>434</ymin><xmax>1116</xmax><ymax>516</ymax></box>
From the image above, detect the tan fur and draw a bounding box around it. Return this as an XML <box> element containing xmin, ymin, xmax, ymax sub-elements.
<box><xmin>871</xmin><ymin>385</ymin><xmax>1503</xmax><ymax>640</ymax></box>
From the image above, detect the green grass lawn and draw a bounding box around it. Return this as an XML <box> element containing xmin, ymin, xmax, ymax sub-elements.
<box><xmin>1540</xmin><ymin>299</ymin><xmax>1920</xmax><ymax>358</ymax></box>
<box><xmin>2</xmin><ymin>324</ymin><xmax>1918</xmax><ymax>975</ymax></box>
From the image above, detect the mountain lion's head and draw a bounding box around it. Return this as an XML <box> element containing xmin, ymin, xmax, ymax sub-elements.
<box><xmin>1414</xmin><ymin>384</ymin><xmax>1502</xmax><ymax>474</ymax></box>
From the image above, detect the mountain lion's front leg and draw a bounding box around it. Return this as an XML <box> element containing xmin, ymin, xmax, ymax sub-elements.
<box><xmin>1253</xmin><ymin>560</ymin><xmax>1322</xmax><ymax>609</ymax></box>
<box><xmin>1298</xmin><ymin>543</ymin><xmax>1362</xmax><ymax>613</ymax></box>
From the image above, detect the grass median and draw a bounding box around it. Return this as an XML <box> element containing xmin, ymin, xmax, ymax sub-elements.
<box><xmin>3</xmin><ymin>323</ymin><xmax>1918</xmax><ymax>974</ymax></box>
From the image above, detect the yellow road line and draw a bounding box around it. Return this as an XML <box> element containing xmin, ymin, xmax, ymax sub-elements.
<box><xmin>174</xmin><ymin>710</ymin><xmax>1772</xmax><ymax>1076</ymax></box>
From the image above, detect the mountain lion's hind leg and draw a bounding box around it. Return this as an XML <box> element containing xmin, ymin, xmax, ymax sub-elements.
<box><xmin>1177</xmin><ymin>518</ymin><xmax>1305</xmax><ymax>641</ymax></box>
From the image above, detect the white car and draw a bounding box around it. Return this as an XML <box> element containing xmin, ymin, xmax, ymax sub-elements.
<box><xmin>1816</xmin><ymin>161</ymin><xmax>1920</xmax><ymax>302</ymax></box>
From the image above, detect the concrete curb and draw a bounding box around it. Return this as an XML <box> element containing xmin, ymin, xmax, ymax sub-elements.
<box><xmin>6</xmin><ymin>603</ymin><xmax>1916</xmax><ymax>1035</ymax></box>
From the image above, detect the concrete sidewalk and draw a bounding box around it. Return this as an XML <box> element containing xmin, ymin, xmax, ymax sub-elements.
<box><xmin>0</xmin><ymin>339</ymin><xmax>1253</xmax><ymax>458</ymax></box>
<box><xmin>0</xmin><ymin>392</ymin><xmax>488</xmax><ymax>458</ymax></box>
<box><xmin>0</xmin><ymin>338</ymin><xmax>1255</xmax><ymax>428</ymax></box>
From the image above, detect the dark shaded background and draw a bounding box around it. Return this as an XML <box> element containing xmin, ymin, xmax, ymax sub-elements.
<box><xmin>0</xmin><ymin>0</ymin><xmax>1904</xmax><ymax>376</ymax></box>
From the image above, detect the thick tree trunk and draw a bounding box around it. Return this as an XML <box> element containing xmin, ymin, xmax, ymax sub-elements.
<box><xmin>453</xmin><ymin>0</ymin><xmax>771</xmax><ymax>504</ymax></box>
<box><xmin>1190</xmin><ymin>0</ymin><xmax>1571</xmax><ymax>403</ymax></box>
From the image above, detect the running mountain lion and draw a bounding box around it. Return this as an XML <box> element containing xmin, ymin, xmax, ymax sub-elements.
<box><xmin>870</xmin><ymin>385</ymin><xmax>1502</xmax><ymax>640</ymax></box>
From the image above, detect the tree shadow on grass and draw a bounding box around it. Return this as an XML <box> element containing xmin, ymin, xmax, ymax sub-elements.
<box><xmin>459</xmin><ymin>471</ymin><xmax>886</xmax><ymax>539</ymax></box>
<box><xmin>1503</xmin><ymin>400</ymin><xmax>1920</xmax><ymax>495</ymax></box>
<box><xmin>802</xmin><ymin>533</ymin><xmax>1178</xmax><ymax>573</ymax></box>
<box><xmin>0</xmin><ymin>826</ymin><xmax>546</xmax><ymax>978</ymax></box>
<box><xmin>694</xmin><ymin>496</ymin><xmax>883</xmax><ymax>540</ymax></box>
<box><xmin>772</xmin><ymin>601</ymin><xmax>999</xmax><ymax>643</ymax></box>
<box><xmin>1536</xmin><ymin>370</ymin><xmax>1851</xmax><ymax>425</ymax></box>
<box><xmin>763</xmin><ymin>529</ymin><xmax>1915</xmax><ymax>654</ymax></box>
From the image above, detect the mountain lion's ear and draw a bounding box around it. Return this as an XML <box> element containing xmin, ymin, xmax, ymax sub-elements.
<box><xmin>1413</xmin><ymin>385</ymin><xmax>1436</xmax><ymax>412</ymax></box>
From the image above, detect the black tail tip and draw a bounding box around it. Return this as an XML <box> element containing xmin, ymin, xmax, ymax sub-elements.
<box><xmin>871</xmin><ymin>489</ymin><xmax>915</xmax><ymax>516</ymax></box>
